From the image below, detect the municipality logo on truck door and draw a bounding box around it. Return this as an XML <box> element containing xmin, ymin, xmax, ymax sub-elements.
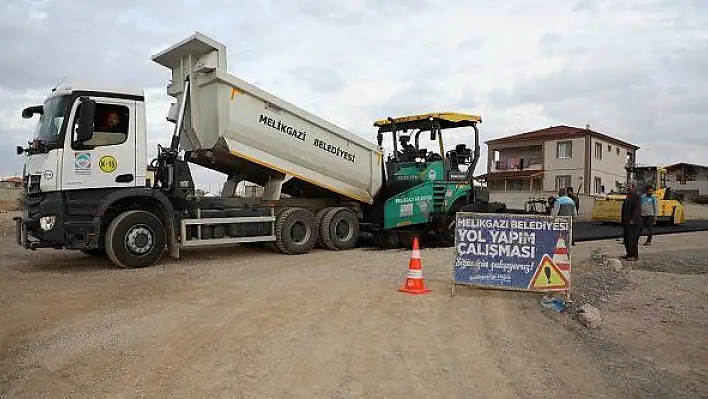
<box><xmin>74</xmin><ymin>152</ymin><xmax>91</xmax><ymax>175</ymax></box>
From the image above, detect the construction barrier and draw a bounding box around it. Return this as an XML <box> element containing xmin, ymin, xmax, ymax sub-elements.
<box><xmin>451</xmin><ymin>212</ymin><xmax>572</xmax><ymax>295</ymax></box>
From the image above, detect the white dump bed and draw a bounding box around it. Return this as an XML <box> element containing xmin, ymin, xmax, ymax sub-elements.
<box><xmin>151</xmin><ymin>32</ymin><xmax>383</xmax><ymax>204</ymax></box>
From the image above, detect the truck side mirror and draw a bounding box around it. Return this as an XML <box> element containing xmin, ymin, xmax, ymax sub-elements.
<box><xmin>21</xmin><ymin>105</ymin><xmax>43</xmax><ymax>119</ymax></box>
<box><xmin>75</xmin><ymin>98</ymin><xmax>96</xmax><ymax>142</ymax></box>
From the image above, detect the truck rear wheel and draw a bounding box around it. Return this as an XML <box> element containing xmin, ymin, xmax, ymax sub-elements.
<box><xmin>320</xmin><ymin>207</ymin><xmax>359</xmax><ymax>250</ymax></box>
<box><xmin>105</xmin><ymin>210</ymin><xmax>166</xmax><ymax>268</ymax></box>
<box><xmin>314</xmin><ymin>207</ymin><xmax>335</xmax><ymax>248</ymax></box>
<box><xmin>275</xmin><ymin>207</ymin><xmax>318</xmax><ymax>255</ymax></box>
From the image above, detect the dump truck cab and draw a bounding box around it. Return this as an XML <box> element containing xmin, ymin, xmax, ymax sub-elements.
<box><xmin>368</xmin><ymin>113</ymin><xmax>483</xmax><ymax>246</ymax></box>
<box><xmin>15</xmin><ymin>87</ymin><xmax>154</xmax><ymax>255</ymax></box>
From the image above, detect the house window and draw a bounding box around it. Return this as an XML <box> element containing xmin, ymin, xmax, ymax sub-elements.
<box><xmin>616</xmin><ymin>148</ymin><xmax>620</xmax><ymax>155</ymax></box>
<box><xmin>607</xmin><ymin>144</ymin><xmax>612</xmax><ymax>152</ymax></box>
<box><xmin>555</xmin><ymin>175</ymin><xmax>572</xmax><ymax>190</ymax></box>
<box><xmin>556</xmin><ymin>141</ymin><xmax>572</xmax><ymax>159</ymax></box>
<box><xmin>594</xmin><ymin>177</ymin><xmax>603</xmax><ymax>194</ymax></box>
<box><xmin>595</xmin><ymin>142</ymin><xmax>603</xmax><ymax>160</ymax></box>
<box><xmin>508</xmin><ymin>180</ymin><xmax>524</xmax><ymax>191</ymax></box>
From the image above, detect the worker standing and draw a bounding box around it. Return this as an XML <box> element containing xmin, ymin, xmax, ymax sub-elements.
<box><xmin>621</xmin><ymin>181</ymin><xmax>642</xmax><ymax>260</ymax></box>
<box><xmin>566</xmin><ymin>186</ymin><xmax>580</xmax><ymax>211</ymax></box>
<box><xmin>551</xmin><ymin>188</ymin><xmax>578</xmax><ymax>245</ymax></box>
<box><xmin>640</xmin><ymin>185</ymin><xmax>658</xmax><ymax>246</ymax></box>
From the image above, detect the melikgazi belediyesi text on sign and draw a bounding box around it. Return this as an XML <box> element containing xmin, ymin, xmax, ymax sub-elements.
<box><xmin>456</xmin><ymin>217</ymin><xmax>569</xmax><ymax>258</ymax></box>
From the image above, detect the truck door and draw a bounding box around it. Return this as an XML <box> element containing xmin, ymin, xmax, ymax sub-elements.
<box><xmin>61</xmin><ymin>96</ymin><xmax>137</xmax><ymax>191</ymax></box>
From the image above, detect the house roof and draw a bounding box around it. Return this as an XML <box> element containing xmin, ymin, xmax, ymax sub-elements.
<box><xmin>485</xmin><ymin>125</ymin><xmax>640</xmax><ymax>151</ymax></box>
<box><xmin>1</xmin><ymin>176</ymin><xmax>21</xmax><ymax>183</ymax></box>
<box><xmin>664</xmin><ymin>162</ymin><xmax>708</xmax><ymax>171</ymax></box>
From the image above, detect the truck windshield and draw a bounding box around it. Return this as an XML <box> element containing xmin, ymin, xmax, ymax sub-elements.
<box><xmin>31</xmin><ymin>95</ymin><xmax>71</xmax><ymax>146</ymax></box>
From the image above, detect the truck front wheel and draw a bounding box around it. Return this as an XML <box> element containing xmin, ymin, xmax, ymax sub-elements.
<box><xmin>105</xmin><ymin>210</ymin><xmax>166</xmax><ymax>268</ymax></box>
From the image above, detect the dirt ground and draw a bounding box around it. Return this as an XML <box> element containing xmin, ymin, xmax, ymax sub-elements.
<box><xmin>1</xmin><ymin>210</ymin><xmax>707</xmax><ymax>398</ymax></box>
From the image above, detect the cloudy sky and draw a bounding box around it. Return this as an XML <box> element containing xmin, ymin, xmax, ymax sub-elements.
<box><xmin>2</xmin><ymin>0</ymin><xmax>707</xmax><ymax>192</ymax></box>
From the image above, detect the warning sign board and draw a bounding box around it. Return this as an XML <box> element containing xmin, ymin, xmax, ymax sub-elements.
<box><xmin>528</xmin><ymin>254</ymin><xmax>569</xmax><ymax>291</ymax></box>
<box><xmin>452</xmin><ymin>212</ymin><xmax>572</xmax><ymax>293</ymax></box>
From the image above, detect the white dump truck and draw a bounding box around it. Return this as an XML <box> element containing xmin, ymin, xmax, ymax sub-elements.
<box><xmin>14</xmin><ymin>32</ymin><xmax>485</xmax><ymax>268</ymax></box>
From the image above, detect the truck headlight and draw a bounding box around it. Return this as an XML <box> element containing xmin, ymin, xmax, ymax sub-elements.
<box><xmin>40</xmin><ymin>215</ymin><xmax>56</xmax><ymax>231</ymax></box>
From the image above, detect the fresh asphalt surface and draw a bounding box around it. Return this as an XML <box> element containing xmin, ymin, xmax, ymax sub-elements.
<box><xmin>574</xmin><ymin>220</ymin><xmax>708</xmax><ymax>242</ymax></box>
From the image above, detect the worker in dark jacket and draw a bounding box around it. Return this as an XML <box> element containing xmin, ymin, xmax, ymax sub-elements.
<box><xmin>621</xmin><ymin>181</ymin><xmax>643</xmax><ymax>260</ymax></box>
<box><xmin>566</xmin><ymin>186</ymin><xmax>580</xmax><ymax>210</ymax></box>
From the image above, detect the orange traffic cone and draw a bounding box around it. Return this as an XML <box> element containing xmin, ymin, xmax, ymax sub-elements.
<box><xmin>398</xmin><ymin>236</ymin><xmax>431</xmax><ymax>295</ymax></box>
<box><xmin>552</xmin><ymin>234</ymin><xmax>571</xmax><ymax>282</ymax></box>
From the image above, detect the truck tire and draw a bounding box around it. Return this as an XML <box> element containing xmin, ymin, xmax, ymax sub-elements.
<box><xmin>314</xmin><ymin>207</ymin><xmax>335</xmax><ymax>248</ymax></box>
<box><xmin>320</xmin><ymin>207</ymin><xmax>359</xmax><ymax>250</ymax></box>
<box><xmin>105</xmin><ymin>210</ymin><xmax>166</xmax><ymax>268</ymax></box>
<box><xmin>275</xmin><ymin>207</ymin><xmax>318</xmax><ymax>255</ymax></box>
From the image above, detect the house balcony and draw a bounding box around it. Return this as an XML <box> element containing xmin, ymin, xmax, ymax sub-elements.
<box><xmin>477</xmin><ymin>169</ymin><xmax>545</xmax><ymax>192</ymax></box>
<box><xmin>489</xmin><ymin>159</ymin><xmax>543</xmax><ymax>173</ymax></box>
<box><xmin>488</xmin><ymin>144</ymin><xmax>544</xmax><ymax>173</ymax></box>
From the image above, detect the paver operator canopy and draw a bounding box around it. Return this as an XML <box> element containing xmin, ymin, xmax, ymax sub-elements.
<box><xmin>373</xmin><ymin>112</ymin><xmax>482</xmax><ymax>183</ymax></box>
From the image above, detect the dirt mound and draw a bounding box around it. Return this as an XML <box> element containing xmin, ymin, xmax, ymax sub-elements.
<box><xmin>568</xmin><ymin>257</ymin><xmax>630</xmax><ymax>313</ymax></box>
<box><xmin>633</xmin><ymin>248</ymin><xmax>708</xmax><ymax>274</ymax></box>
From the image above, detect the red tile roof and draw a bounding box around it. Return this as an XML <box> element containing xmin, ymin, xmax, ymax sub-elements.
<box><xmin>486</xmin><ymin>125</ymin><xmax>640</xmax><ymax>150</ymax></box>
<box><xmin>1</xmin><ymin>176</ymin><xmax>22</xmax><ymax>183</ymax></box>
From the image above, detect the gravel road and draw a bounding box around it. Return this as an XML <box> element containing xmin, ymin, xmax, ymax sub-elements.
<box><xmin>1</xmin><ymin>210</ymin><xmax>706</xmax><ymax>398</ymax></box>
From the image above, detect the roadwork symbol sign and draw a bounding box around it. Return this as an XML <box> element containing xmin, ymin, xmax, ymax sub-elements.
<box><xmin>528</xmin><ymin>254</ymin><xmax>569</xmax><ymax>291</ymax></box>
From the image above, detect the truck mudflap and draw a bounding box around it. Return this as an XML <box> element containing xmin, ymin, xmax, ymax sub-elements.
<box><xmin>13</xmin><ymin>216</ymin><xmax>28</xmax><ymax>248</ymax></box>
